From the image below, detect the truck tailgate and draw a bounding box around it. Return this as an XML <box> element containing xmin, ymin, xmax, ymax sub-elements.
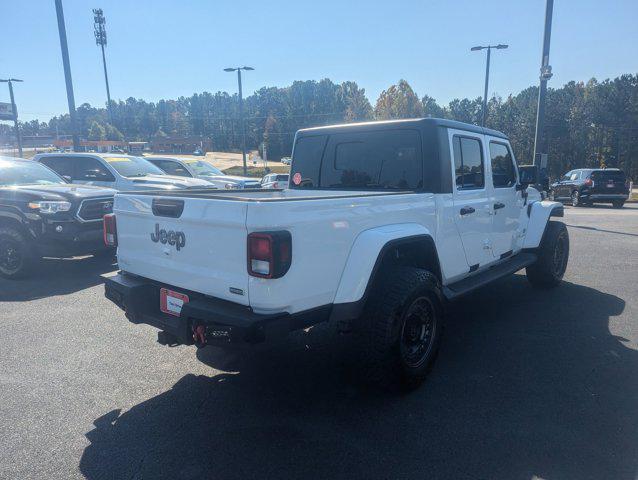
<box><xmin>114</xmin><ymin>193</ymin><xmax>249</xmax><ymax>305</ymax></box>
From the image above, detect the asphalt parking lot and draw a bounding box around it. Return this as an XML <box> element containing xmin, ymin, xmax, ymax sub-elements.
<box><xmin>1</xmin><ymin>205</ymin><xmax>637</xmax><ymax>480</ymax></box>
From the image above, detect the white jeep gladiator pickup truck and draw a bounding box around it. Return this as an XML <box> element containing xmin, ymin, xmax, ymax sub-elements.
<box><xmin>104</xmin><ymin>118</ymin><xmax>568</xmax><ymax>388</ymax></box>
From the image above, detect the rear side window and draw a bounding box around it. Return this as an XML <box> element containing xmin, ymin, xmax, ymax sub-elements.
<box><xmin>39</xmin><ymin>156</ymin><xmax>74</xmax><ymax>178</ymax></box>
<box><xmin>290</xmin><ymin>135</ymin><xmax>327</xmax><ymax>188</ymax></box>
<box><xmin>489</xmin><ymin>142</ymin><xmax>516</xmax><ymax>188</ymax></box>
<box><xmin>453</xmin><ymin>136</ymin><xmax>484</xmax><ymax>190</ymax></box>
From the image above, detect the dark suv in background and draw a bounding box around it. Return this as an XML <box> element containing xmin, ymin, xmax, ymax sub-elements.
<box><xmin>550</xmin><ymin>168</ymin><xmax>629</xmax><ymax>208</ymax></box>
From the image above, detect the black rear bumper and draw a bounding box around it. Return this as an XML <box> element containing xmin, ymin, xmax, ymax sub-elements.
<box><xmin>581</xmin><ymin>192</ymin><xmax>628</xmax><ymax>202</ymax></box>
<box><xmin>104</xmin><ymin>273</ymin><xmax>331</xmax><ymax>346</ymax></box>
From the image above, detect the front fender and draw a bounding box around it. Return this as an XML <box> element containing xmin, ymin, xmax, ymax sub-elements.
<box><xmin>523</xmin><ymin>200</ymin><xmax>564</xmax><ymax>249</ymax></box>
<box><xmin>332</xmin><ymin>223</ymin><xmax>434</xmax><ymax>305</ymax></box>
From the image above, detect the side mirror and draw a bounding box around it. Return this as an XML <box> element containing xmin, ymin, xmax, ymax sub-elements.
<box><xmin>518</xmin><ymin>165</ymin><xmax>538</xmax><ymax>188</ymax></box>
<box><xmin>62</xmin><ymin>175</ymin><xmax>72</xmax><ymax>182</ymax></box>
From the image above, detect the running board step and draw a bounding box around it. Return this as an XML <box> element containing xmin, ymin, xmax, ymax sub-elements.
<box><xmin>443</xmin><ymin>252</ymin><xmax>537</xmax><ymax>301</ymax></box>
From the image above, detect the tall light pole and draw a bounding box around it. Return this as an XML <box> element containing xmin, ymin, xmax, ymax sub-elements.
<box><xmin>93</xmin><ymin>8</ymin><xmax>113</xmax><ymax>124</ymax></box>
<box><xmin>533</xmin><ymin>0</ymin><xmax>555</xmax><ymax>170</ymax></box>
<box><xmin>0</xmin><ymin>78</ymin><xmax>23</xmax><ymax>157</ymax></box>
<box><xmin>471</xmin><ymin>44</ymin><xmax>508</xmax><ymax>127</ymax></box>
<box><xmin>55</xmin><ymin>0</ymin><xmax>80</xmax><ymax>151</ymax></box>
<box><xmin>224</xmin><ymin>66</ymin><xmax>254</xmax><ymax>176</ymax></box>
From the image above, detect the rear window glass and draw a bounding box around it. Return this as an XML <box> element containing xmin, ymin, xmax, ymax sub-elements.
<box><xmin>291</xmin><ymin>129</ymin><xmax>423</xmax><ymax>190</ymax></box>
<box><xmin>591</xmin><ymin>170</ymin><xmax>626</xmax><ymax>181</ymax></box>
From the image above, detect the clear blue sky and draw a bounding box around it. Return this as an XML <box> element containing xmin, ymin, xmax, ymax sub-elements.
<box><xmin>2</xmin><ymin>0</ymin><xmax>637</xmax><ymax>122</ymax></box>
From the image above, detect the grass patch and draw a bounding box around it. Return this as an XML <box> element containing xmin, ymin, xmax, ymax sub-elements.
<box><xmin>222</xmin><ymin>164</ymin><xmax>290</xmax><ymax>177</ymax></box>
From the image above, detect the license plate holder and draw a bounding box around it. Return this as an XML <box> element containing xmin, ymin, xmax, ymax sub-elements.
<box><xmin>160</xmin><ymin>288</ymin><xmax>189</xmax><ymax>317</ymax></box>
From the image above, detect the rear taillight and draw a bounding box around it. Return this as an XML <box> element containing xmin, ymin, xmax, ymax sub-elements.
<box><xmin>103</xmin><ymin>213</ymin><xmax>117</xmax><ymax>246</ymax></box>
<box><xmin>247</xmin><ymin>231</ymin><xmax>291</xmax><ymax>279</ymax></box>
<box><xmin>583</xmin><ymin>178</ymin><xmax>593</xmax><ymax>187</ymax></box>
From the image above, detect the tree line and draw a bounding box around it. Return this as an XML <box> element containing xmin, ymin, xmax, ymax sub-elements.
<box><xmin>2</xmin><ymin>74</ymin><xmax>637</xmax><ymax>179</ymax></box>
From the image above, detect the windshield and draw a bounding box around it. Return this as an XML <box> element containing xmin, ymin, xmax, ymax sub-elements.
<box><xmin>0</xmin><ymin>159</ymin><xmax>65</xmax><ymax>186</ymax></box>
<box><xmin>183</xmin><ymin>159</ymin><xmax>224</xmax><ymax>176</ymax></box>
<box><xmin>104</xmin><ymin>156</ymin><xmax>165</xmax><ymax>177</ymax></box>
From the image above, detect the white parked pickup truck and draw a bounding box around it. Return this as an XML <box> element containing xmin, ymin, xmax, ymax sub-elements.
<box><xmin>33</xmin><ymin>153</ymin><xmax>214</xmax><ymax>191</ymax></box>
<box><xmin>104</xmin><ymin>118</ymin><xmax>568</xmax><ymax>388</ymax></box>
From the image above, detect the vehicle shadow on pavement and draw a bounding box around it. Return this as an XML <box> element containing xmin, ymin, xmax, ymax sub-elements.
<box><xmin>0</xmin><ymin>255</ymin><xmax>116</xmax><ymax>302</ymax></box>
<box><xmin>79</xmin><ymin>277</ymin><xmax>637</xmax><ymax>480</ymax></box>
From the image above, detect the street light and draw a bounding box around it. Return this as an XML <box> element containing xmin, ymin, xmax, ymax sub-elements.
<box><xmin>533</xmin><ymin>0</ymin><xmax>555</xmax><ymax>171</ymax></box>
<box><xmin>471</xmin><ymin>44</ymin><xmax>508</xmax><ymax>126</ymax></box>
<box><xmin>224</xmin><ymin>66</ymin><xmax>254</xmax><ymax>176</ymax></box>
<box><xmin>0</xmin><ymin>78</ymin><xmax>24</xmax><ymax>157</ymax></box>
<box><xmin>93</xmin><ymin>8</ymin><xmax>113</xmax><ymax>124</ymax></box>
<box><xmin>55</xmin><ymin>0</ymin><xmax>80</xmax><ymax>152</ymax></box>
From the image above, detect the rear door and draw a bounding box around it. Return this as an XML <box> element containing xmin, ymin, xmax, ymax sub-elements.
<box><xmin>449</xmin><ymin>130</ymin><xmax>494</xmax><ymax>269</ymax></box>
<box><xmin>487</xmin><ymin>139</ymin><xmax>523</xmax><ymax>257</ymax></box>
<box><xmin>115</xmin><ymin>194</ymin><xmax>250</xmax><ymax>305</ymax></box>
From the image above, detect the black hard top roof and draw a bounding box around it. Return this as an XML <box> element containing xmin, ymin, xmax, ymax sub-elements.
<box><xmin>297</xmin><ymin>117</ymin><xmax>508</xmax><ymax>140</ymax></box>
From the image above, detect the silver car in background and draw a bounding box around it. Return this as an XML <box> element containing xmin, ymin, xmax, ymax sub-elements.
<box><xmin>147</xmin><ymin>156</ymin><xmax>261</xmax><ymax>189</ymax></box>
<box><xmin>33</xmin><ymin>153</ymin><xmax>214</xmax><ymax>191</ymax></box>
<box><xmin>260</xmin><ymin>173</ymin><xmax>289</xmax><ymax>189</ymax></box>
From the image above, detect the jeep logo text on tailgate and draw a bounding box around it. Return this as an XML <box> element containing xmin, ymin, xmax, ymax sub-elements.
<box><xmin>151</xmin><ymin>223</ymin><xmax>186</xmax><ymax>251</ymax></box>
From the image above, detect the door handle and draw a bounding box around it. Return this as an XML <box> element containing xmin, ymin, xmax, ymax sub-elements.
<box><xmin>460</xmin><ymin>206</ymin><xmax>475</xmax><ymax>216</ymax></box>
<box><xmin>494</xmin><ymin>202</ymin><xmax>505</xmax><ymax>210</ymax></box>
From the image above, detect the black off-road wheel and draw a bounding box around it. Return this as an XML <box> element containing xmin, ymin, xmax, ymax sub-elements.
<box><xmin>354</xmin><ymin>267</ymin><xmax>444</xmax><ymax>390</ymax></box>
<box><xmin>0</xmin><ymin>226</ymin><xmax>36</xmax><ymax>279</ymax></box>
<box><xmin>526</xmin><ymin>221</ymin><xmax>569</xmax><ymax>289</ymax></box>
<box><xmin>612</xmin><ymin>200</ymin><xmax>625</xmax><ymax>209</ymax></box>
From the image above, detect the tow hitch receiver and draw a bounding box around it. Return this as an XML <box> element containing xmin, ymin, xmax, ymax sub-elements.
<box><xmin>192</xmin><ymin>323</ymin><xmax>234</xmax><ymax>348</ymax></box>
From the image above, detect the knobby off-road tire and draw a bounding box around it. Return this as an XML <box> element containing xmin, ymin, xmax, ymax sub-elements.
<box><xmin>354</xmin><ymin>267</ymin><xmax>444</xmax><ymax>390</ymax></box>
<box><xmin>0</xmin><ymin>226</ymin><xmax>36</xmax><ymax>279</ymax></box>
<box><xmin>526</xmin><ymin>221</ymin><xmax>569</xmax><ymax>289</ymax></box>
